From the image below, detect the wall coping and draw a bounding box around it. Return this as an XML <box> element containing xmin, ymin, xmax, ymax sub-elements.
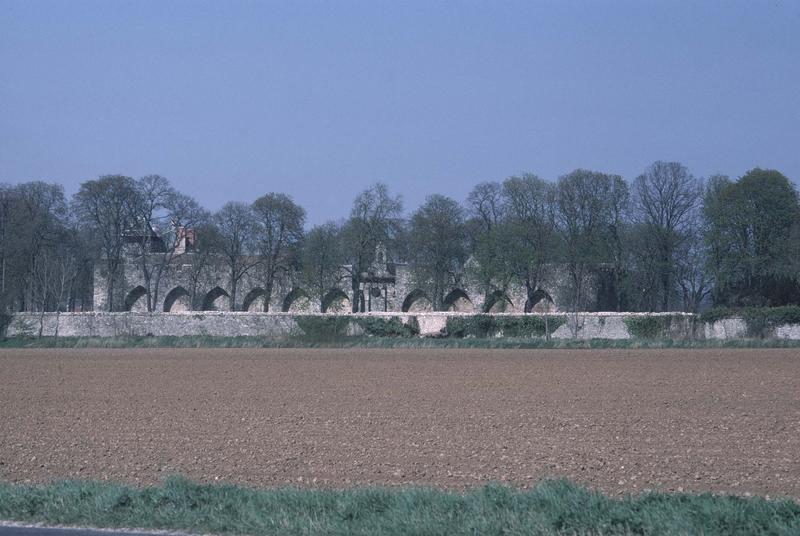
<box><xmin>11</xmin><ymin>311</ymin><xmax>697</xmax><ymax>318</ymax></box>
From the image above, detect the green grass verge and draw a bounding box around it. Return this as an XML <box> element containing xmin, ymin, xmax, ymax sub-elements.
<box><xmin>0</xmin><ymin>477</ymin><xmax>797</xmax><ymax>535</ymax></box>
<box><xmin>3</xmin><ymin>335</ymin><xmax>800</xmax><ymax>349</ymax></box>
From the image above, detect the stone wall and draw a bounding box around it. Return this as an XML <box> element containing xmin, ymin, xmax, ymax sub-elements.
<box><xmin>93</xmin><ymin>257</ymin><xmax>318</xmax><ymax>314</ymax></box>
<box><xmin>7</xmin><ymin>312</ymin><xmax>302</xmax><ymax>338</ymax></box>
<box><xmin>7</xmin><ymin>311</ymin><xmax>800</xmax><ymax>340</ymax></box>
<box><xmin>703</xmin><ymin>318</ymin><xmax>748</xmax><ymax>339</ymax></box>
<box><xmin>94</xmin><ymin>252</ymin><xmax>580</xmax><ymax>315</ymax></box>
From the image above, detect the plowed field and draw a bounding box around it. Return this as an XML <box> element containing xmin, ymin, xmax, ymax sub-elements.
<box><xmin>1</xmin><ymin>348</ymin><xmax>798</xmax><ymax>497</ymax></box>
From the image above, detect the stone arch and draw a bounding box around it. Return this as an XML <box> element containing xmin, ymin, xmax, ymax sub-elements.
<box><xmin>401</xmin><ymin>289</ymin><xmax>432</xmax><ymax>312</ymax></box>
<box><xmin>443</xmin><ymin>288</ymin><xmax>474</xmax><ymax>312</ymax></box>
<box><xmin>483</xmin><ymin>290</ymin><xmax>515</xmax><ymax>313</ymax></box>
<box><xmin>202</xmin><ymin>287</ymin><xmax>230</xmax><ymax>311</ymax></box>
<box><xmin>524</xmin><ymin>289</ymin><xmax>554</xmax><ymax>313</ymax></box>
<box><xmin>124</xmin><ymin>286</ymin><xmax>148</xmax><ymax>312</ymax></box>
<box><xmin>242</xmin><ymin>288</ymin><xmax>267</xmax><ymax>312</ymax></box>
<box><xmin>321</xmin><ymin>288</ymin><xmax>350</xmax><ymax>313</ymax></box>
<box><xmin>282</xmin><ymin>288</ymin><xmax>312</xmax><ymax>312</ymax></box>
<box><xmin>163</xmin><ymin>286</ymin><xmax>192</xmax><ymax>312</ymax></box>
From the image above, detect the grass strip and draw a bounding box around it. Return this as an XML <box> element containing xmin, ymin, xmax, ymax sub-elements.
<box><xmin>1</xmin><ymin>477</ymin><xmax>798</xmax><ymax>536</ymax></box>
<box><xmin>3</xmin><ymin>335</ymin><xmax>800</xmax><ymax>349</ymax></box>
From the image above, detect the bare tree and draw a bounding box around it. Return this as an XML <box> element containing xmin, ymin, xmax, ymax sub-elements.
<box><xmin>0</xmin><ymin>185</ymin><xmax>14</xmax><ymax>305</ymax></box>
<box><xmin>31</xmin><ymin>248</ymin><xmax>54</xmax><ymax>337</ymax></box>
<box><xmin>607</xmin><ymin>175</ymin><xmax>631</xmax><ymax>311</ymax></box>
<box><xmin>251</xmin><ymin>193</ymin><xmax>305</xmax><ymax>311</ymax></box>
<box><xmin>676</xmin><ymin>227</ymin><xmax>713</xmax><ymax>313</ymax></box>
<box><xmin>301</xmin><ymin>222</ymin><xmax>346</xmax><ymax>309</ymax></box>
<box><xmin>212</xmin><ymin>202</ymin><xmax>259</xmax><ymax>310</ymax></box>
<box><xmin>129</xmin><ymin>175</ymin><xmax>172</xmax><ymax>311</ymax></box>
<box><xmin>149</xmin><ymin>192</ymin><xmax>208</xmax><ymax>311</ymax></box>
<box><xmin>52</xmin><ymin>240</ymin><xmax>80</xmax><ymax>335</ymax></box>
<box><xmin>633</xmin><ymin>161</ymin><xmax>701</xmax><ymax>311</ymax></box>
<box><xmin>556</xmin><ymin>169</ymin><xmax>618</xmax><ymax>334</ymax></box>
<box><xmin>31</xmin><ymin>233</ymin><xmax>80</xmax><ymax>337</ymax></box>
<box><xmin>184</xmin><ymin>222</ymin><xmax>221</xmax><ymax>310</ymax></box>
<box><xmin>467</xmin><ymin>181</ymin><xmax>504</xmax><ymax>231</ymax></box>
<box><xmin>466</xmin><ymin>181</ymin><xmax>508</xmax><ymax>297</ymax></box>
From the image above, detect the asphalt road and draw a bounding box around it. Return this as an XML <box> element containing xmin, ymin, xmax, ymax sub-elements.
<box><xmin>0</xmin><ymin>526</ymin><xmax>191</xmax><ymax>536</ymax></box>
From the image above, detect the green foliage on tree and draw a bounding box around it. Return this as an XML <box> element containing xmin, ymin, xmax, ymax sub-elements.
<box><xmin>341</xmin><ymin>183</ymin><xmax>403</xmax><ymax>312</ymax></box>
<box><xmin>72</xmin><ymin>175</ymin><xmax>139</xmax><ymax>311</ymax></box>
<box><xmin>703</xmin><ymin>168</ymin><xmax>800</xmax><ymax>306</ymax></box>
<box><xmin>5</xmin><ymin>161</ymin><xmax>799</xmax><ymax>317</ymax></box>
<box><xmin>0</xmin><ymin>182</ymin><xmax>92</xmax><ymax>333</ymax></box>
<box><xmin>466</xmin><ymin>174</ymin><xmax>560</xmax><ymax>312</ymax></box>
<box><xmin>556</xmin><ymin>169</ymin><xmax>628</xmax><ymax>317</ymax></box>
<box><xmin>408</xmin><ymin>194</ymin><xmax>467</xmax><ymax>310</ymax></box>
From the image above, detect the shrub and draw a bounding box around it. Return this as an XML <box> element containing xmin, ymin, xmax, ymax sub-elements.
<box><xmin>698</xmin><ymin>308</ymin><xmax>733</xmax><ymax>324</ymax></box>
<box><xmin>742</xmin><ymin>306</ymin><xmax>800</xmax><ymax>338</ymax></box>
<box><xmin>762</xmin><ymin>306</ymin><xmax>800</xmax><ymax>326</ymax></box>
<box><xmin>7</xmin><ymin>316</ymin><xmax>36</xmax><ymax>338</ymax></box>
<box><xmin>495</xmin><ymin>316</ymin><xmax>566</xmax><ymax>337</ymax></box>
<box><xmin>624</xmin><ymin>316</ymin><xmax>672</xmax><ymax>339</ymax></box>
<box><xmin>0</xmin><ymin>312</ymin><xmax>11</xmax><ymax>339</ymax></box>
<box><xmin>445</xmin><ymin>315</ymin><xmax>565</xmax><ymax>338</ymax></box>
<box><xmin>354</xmin><ymin>317</ymin><xmax>419</xmax><ymax>337</ymax></box>
<box><xmin>699</xmin><ymin>306</ymin><xmax>800</xmax><ymax>338</ymax></box>
<box><xmin>294</xmin><ymin>316</ymin><xmax>351</xmax><ymax>340</ymax></box>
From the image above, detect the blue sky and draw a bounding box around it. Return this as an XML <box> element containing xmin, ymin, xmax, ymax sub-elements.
<box><xmin>1</xmin><ymin>0</ymin><xmax>798</xmax><ymax>224</ymax></box>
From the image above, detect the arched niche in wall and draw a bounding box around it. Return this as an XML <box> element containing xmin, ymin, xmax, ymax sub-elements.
<box><xmin>163</xmin><ymin>286</ymin><xmax>192</xmax><ymax>312</ymax></box>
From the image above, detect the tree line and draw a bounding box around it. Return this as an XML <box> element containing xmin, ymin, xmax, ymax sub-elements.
<box><xmin>1</xmin><ymin>162</ymin><xmax>798</xmax><ymax>314</ymax></box>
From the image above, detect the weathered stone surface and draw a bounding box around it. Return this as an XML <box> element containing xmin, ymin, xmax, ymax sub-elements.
<box><xmin>773</xmin><ymin>324</ymin><xmax>800</xmax><ymax>339</ymax></box>
<box><xmin>553</xmin><ymin>315</ymin><xmax>630</xmax><ymax>339</ymax></box>
<box><xmin>415</xmin><ymin>314</ymin><xmax>449</xmax><ymax>336</ymax></box>
<box><xmin>7</xmin><ymin>312</ymin><xmax>301</xmax><ymax>338</ymax></box>
<box><xmin>7</xmin><ymin>311</ymin><xmax>799</xmax><ymax>340</ymax></box>
<box><xmin>704</xmin><ymin>318</ymin><xmax>747</xmax><ymax>339</ymax></box>
<box><xmin>95</xmin><ymin>247</ymin><xmax>578</xmax><ymax>315</ymax></box>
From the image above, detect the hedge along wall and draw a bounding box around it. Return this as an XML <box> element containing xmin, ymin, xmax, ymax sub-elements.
<box><xmin>699</xmin><ymin>307</ymin><xmax>800</xmax><ymax>339</ymax></box>
<box><xmin>4</xmin><ymin>310</ymin><xmax>800</xmax><ymax>340</ymax></box>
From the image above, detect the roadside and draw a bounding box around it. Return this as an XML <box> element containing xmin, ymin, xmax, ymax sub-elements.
<box><xmin>2</xmin><ymin>478</ymin><xmax>798</xmax><ymax>535</ymax></box>
<box><xmin>0</xmin><ymin>522</ymin><xmax>193</xmax><ymax>536</ymax></box>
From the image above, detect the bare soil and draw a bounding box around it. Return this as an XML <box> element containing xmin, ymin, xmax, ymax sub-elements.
<box><xmin>1</xmin><ymin>348</ymin><xmax>799</xmax><ymax>497</ymax></box>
